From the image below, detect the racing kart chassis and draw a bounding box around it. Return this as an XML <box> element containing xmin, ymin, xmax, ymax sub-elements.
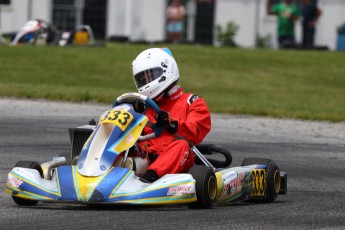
<box><xmin>68</xmin><ymin>125</ymin><xmax>287</xmax><ymax>205</ymax></box>
<box><xmin>6</xmin><ymin>93</ymin><xmax>287</xmax><ymax>209</ymax></box>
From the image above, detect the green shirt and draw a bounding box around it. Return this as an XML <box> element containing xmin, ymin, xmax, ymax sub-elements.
<box><xmin>272</xmin><ymin>3</ymin><xmax>300</xmax><ymax>37</ymax></box>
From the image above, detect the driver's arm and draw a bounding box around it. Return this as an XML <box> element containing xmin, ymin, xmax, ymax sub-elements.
<box><xmin>174</xmin><ymin>97</ymin><xmax>211</xmax><ymax>146</ymax></box>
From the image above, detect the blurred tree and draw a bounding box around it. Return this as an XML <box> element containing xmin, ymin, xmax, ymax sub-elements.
<box><xmin>215</xmin><ymin>21</ymin><xmax>239</xmax><ymax>47</ymax></box>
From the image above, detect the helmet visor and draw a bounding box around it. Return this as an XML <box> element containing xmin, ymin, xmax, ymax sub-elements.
<box><xmin>134</xmin><ymin>68</ymin><xmax>164</xmax><ymax>88</ymax></box>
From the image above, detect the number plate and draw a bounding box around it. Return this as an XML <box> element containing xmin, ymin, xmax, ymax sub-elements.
<box><xmin>99</xmin><ymin>109</ymin><xmax>134</xmax><ymax>131</ymax></box>
<box><xmin>251</xmin><ymin>169</ymin><xmax>266</xmax><ymax>197</ymax></box>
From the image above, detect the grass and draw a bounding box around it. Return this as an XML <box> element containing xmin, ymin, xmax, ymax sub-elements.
<box><xmin>0</xmin><ymin>43</ymin><xmax>344</xmax><ymax>122</ymax></box>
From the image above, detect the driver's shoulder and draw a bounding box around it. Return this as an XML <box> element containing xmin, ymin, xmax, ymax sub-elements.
<box><xmin>185</xmin><ymin>93</ymin><xmax>204</xmax><ymax>106</ymax></box>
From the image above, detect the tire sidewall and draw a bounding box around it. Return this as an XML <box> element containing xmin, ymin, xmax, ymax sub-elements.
<box><xmin>188</xmin><ymin>166</ymin><xmax>217</xmax><ymax>209</ymax></box>
<box><xmin>266</xmin><ymin>161</ymin><xmax>280</xmax><ymax>202</ymax></box>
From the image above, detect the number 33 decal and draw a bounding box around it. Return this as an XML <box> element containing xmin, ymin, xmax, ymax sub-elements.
<box><xmin>99</xmin><ymin>110</ymin><xmax>134</xmax><ymax>131</ymax></box>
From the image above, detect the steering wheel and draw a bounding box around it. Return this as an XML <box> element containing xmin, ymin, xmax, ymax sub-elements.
<box><xmin>112</xmin><ymin>92</ymin><xmax>163</xmax><ymax>141</ymax></box>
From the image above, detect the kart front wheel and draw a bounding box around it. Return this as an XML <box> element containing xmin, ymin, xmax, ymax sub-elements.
<box><xmin>11</xmin><ymin>161</ymin><xmax>43</xmax><ymax>206</ymax></box>
<box><xmin>188</xmin><ymin>166</ymin><xmax>217</xmax><ymax>209</ymax></box>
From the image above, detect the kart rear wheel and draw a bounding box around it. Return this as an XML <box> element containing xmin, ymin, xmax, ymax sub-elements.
<box><xmin>11</xmin><ymin>161</ymin><xmax>43</xmax><ymax>206</ymax></box>
<box><xmin>188</xmin><ymin>166</ymin><xmax>217</xmax><ymax>209</ymax></box>
<box><xmin>241</xmin><ymin>158</ymin><xmax>280</xmax><ymax>202</ymax></box>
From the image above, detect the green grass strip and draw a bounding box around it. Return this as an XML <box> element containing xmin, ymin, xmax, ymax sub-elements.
<box><xmin>0</xmin><ymin>43</ymin><xmax>344</xmax><ymax>121</ymax></box>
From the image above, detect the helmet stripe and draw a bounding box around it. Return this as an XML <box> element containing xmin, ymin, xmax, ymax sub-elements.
<box><xmin>161</xmin><ymin>47</ymin><xmax>173</xmax><ymax>56</ymax></box>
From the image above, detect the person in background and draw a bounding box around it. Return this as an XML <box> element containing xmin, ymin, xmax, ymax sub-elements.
<box><xmin>267</xmin><ymin>0</ymin><xmax>300</xmax><ymax>48</ymax></box>
<box><xmin>166</xmin><ymin>0</ymin><xmax>186</xmax><ymax>43</ymax></box>
<box><xmin>302</xmin><ymin>0</ymin><xmax>322</xmax><ymax>48</ymax></box>
<box><xmin>131</xmin><ymin>47</ymin><xmax>211</xmax><ymax>182</ymax></box>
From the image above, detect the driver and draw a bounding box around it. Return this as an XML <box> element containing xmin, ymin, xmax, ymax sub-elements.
<box><xmin>131</xmin><ymin>47</ymin><xmax>211</xmax><ymax>182</ymax></box>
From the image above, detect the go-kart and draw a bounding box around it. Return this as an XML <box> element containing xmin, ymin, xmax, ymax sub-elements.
<box><xmin>6</xmin><ymin>92</ymin><xmax>287</xmax><ymax>209</ymax></box>
<box><xmin>10</xmin><ymin>19</ymin><xmax>58</xmax><ymax>46</ymax></box>
<box><xmin>10</xmin><ymin>19</ymin><xmax>96</xmax><ymax>47</ymax></box>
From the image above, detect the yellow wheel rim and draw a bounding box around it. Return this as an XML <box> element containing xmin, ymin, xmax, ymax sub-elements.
<box><xmin>208</xmin><ymin>176</ymin><xmax>217</xmax><ymax>200</ymax></box>
<box><xmin>274</xmin><ymin>170</ymin><xmax>281</xmax><ymax>194</ymax></box>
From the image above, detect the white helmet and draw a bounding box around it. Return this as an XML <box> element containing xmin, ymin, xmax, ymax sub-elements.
<box><xmin>132</xmin><ymin>48</ymin><xmax>179</xmax><ymax>99</ymax></box>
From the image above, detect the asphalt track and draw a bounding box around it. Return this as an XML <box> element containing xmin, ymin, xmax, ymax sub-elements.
<box><xmin>0</xmin><ymin>99</ymin><xmax>344</xmax><ymax>229</ymax></box>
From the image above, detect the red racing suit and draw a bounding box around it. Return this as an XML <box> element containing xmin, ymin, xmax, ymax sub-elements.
<box><xmin>138</xmin><ymin>87</ymin><xmax>211</xmax><ymax>178</ymax></box>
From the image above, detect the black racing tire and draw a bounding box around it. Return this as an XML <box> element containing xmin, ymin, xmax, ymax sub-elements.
<box><xmin>241</xmin><ymin>158</ymin><xmax>281</xmax><ymax>202</ymax></box>
<box><xmin>188</xmin><ymin>166</ymin><xmax>217</xmax><ymax>209</ymax></box>
<box><xmin>11</xmin><ymin>161</ymin><xmax>43</xmax><ymax>206</ymax></box>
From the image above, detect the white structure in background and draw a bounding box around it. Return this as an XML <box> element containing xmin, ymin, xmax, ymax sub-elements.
<box><xmin>215</xmin><ymin>0</ymin><xmax>345</xmax><ymax>50</ymax></box>
<box><xmin>1</xmin><ymin>0</ymin><xmax>345</xmax><ymax>50</ymax></box>
<box><xmin>316</xmin><ymin>0</ymin><xmax>345</xmax><ymax>50</ymax></box>
<box><xmin>0</xmin><ymin>0</ymin><xmax>51</xmax><ymax>33</ymax></box>
<box><xmin>107</xmin><ymin>0</ymin><xmax>166</xmax><ymax>42</ymax></box>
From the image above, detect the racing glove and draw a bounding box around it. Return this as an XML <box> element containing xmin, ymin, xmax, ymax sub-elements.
<box><xmin>155</xmin><ymin>110</ymin><xmax>178</xmax><ymax>134</ymax></box>
<box><xmin>133</xmin><ymin>100</ymin><xmax>146</xmax><ymax>113</ymax></box>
